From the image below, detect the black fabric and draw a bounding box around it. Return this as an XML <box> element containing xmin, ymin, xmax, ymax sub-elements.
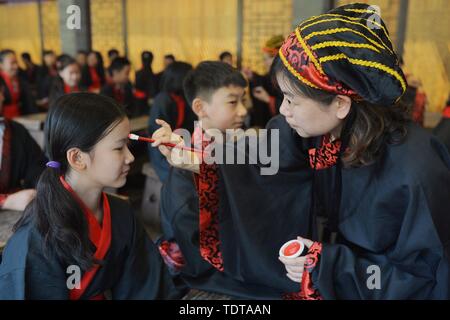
<box><xmin>212</xmin><ymin>115</ymin><xmax>450</xmax><ymax>299</ymax></box>
<box><xmin>5</xmin><ymin>120</ymin><xmax>46</xmax><ymax>191</ymax></box>
<box><xmin>215</xmin><ymin>116</ymin><xmax>313</xmax><ymax>295</ymax></box>
<box><xmin>135</xmin><ymin>68</ymin><xmax>158</xmax><ymax>99</ymax></box>
<box><xmin>36</xmin><ymin>66</ymin><xmax>55</xmax><ymax>100</ymax></box>
<box><xmin>433</xmin><ymin>118</ymin><xmax>450</xmax><ymax>153</ymax></box>
<box><xmin>248</xmin><ymin>73</ymin><xmax>282</xmax><ymax>128</ymax></box>
<box><xmin>311</xmin><ymin>124</ymin><xmax>450</xmax><ymax>299</ymax></box>
<box><xmin>19</xmin><ymin>64</ymin><xmax>39</xmax><ymax>86</ymax></box>
<box><xmin>0</xmin><ymin>194</ymin><xmax>185</xmax><ymax>300</ymax></box>
<box><xmin>100</xmin><ymin>82</ymin><xmax>141</xmax><ymax>118</ymax></box>
<box><xmin>160</xmin><ymin>167</ymin><xmax>284</xmax><ymax>299</ymax></box>
<box><xmin>48</xmin><ymin>77</ymin><xmax>66</xmax><ymax>109</ymax></box>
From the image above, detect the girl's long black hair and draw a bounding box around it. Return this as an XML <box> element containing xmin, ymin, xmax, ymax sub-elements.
<box><xmin>14</xmin><ymin>92</ymin><xmax>126</xmax><ymax>271</ymax></box>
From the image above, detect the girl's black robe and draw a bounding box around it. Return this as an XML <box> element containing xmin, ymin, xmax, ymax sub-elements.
<box><xmin>190</xmin><ymin>115</ymin><xmax>450</xmax><ymax>299</ymax></box>
<box><xmin>0</xmin><ymin>194</ymin><xmax>185</xmax><ymax>300</ymax></box>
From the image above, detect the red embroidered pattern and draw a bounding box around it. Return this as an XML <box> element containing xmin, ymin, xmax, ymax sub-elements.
<box><xmin>412</xmin><ymin>91</ymin><xmax>426</xmax><ymax>126</ymax></box>
<box><xmin>170</xmin><ymin>93</ymin><xmax>186</xmax><ymax>130</ymax></box>
<box><xmin>283</xmin><ymin>242</ymin><xmax>323</xmax><ymax>300</ymax></box>
<box><xmin>158</xmin><ymin>240</ymin><xmax>186</xmax><ymax>271</ymax></box>
<box><xmin>280</xmin><ymin>31</ymin><xmax>361</xmax><ymax>100</ymax></box>
<box><xmin>308</xmin><ymin>134</ymin><xmax>342</xmax><ymax>170</ymax></box>
<box><xmin>0</xmin><ymin>120</ymin><xmax>12</xmax><ymax>193</ymax></box>
<box><xmin>195</xmin><ymin>127</ymin><xmax>224</xmax><ymax>271</ymax></box>
<box><xmin>442</xmin><ymin>106</ymin><xmax>450</xmax><ymax>119</ymax></box>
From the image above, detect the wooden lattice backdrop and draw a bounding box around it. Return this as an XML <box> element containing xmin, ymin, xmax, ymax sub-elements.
<box><xmin>242</xmin><ymin>0</ymin><xmax>292</xmax><ymax>75</ymax></box>
<box><xmin>90</xmin><ymin>0</ymin><xmax>125</xmax><ymax>64</ymax></box>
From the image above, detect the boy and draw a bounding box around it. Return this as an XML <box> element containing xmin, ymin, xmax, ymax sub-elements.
<box><xmin>100</xmin><ymin>57</ymin><xmax>138</xmax><ymax>117</ymax></box>
<box><xmin>154</xmin><ymin>61</ymin><xmax>281</xmax><ymax>298</ymax></box>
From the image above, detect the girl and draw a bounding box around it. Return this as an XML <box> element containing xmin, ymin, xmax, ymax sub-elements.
<box><xmin>80</xmin><ymin>51</ymin><xmax>105</xmax><ymax>93</ymax></box>
<box><xmin>0</xmin><ymin>93</ymin><xmax>183</xmax><ymax>299</ymax></box>
<box><xmin>48</xmin><ymin>54</ymin><xmax>81</xmax><ymax>108</ymax></box>
<box><xmin>153</xmin><ymin>3</ymin><xmax>450</xmax><ymax>299</ymax></box>
<box><xmin>0</xmin><ymin>49</ymin><xmax>37</xmax><ymax>118</ymax></box>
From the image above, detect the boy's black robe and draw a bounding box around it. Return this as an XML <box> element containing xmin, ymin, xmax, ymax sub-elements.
<box><xmin>160</xmin><ymin>167</ymin><xmax>287</xmax><ymax>299</ymax></box>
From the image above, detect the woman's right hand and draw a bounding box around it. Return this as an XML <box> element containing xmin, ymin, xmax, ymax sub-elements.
<box><xmin>151</xmin><ymin>119</ymin><xmax>200</xmax><ymax>173</ymax></box>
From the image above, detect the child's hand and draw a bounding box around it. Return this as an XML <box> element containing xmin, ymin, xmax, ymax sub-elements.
<box><xmin>278</xmin><ymin>236</ymin><xmax>314</xmax><ymax>283</ymax></box>
<box><xmin>2</xmin><ymin>189</ymin><xmax>36</xmax><ymax>211</ymax></box>
<box><xmin>151</xmin><ymin>119</ymin><xmax>200</xmax><ymax>173</ymax></box>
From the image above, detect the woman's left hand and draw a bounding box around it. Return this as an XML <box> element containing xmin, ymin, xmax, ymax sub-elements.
<box><xmin>278</xmin><ymin>236</ymin><xmax>314</xmax><ymax>283</ymax></box>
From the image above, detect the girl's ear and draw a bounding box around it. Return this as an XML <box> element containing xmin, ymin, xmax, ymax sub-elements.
<box><xmin>66</xmin><ymin>147</ymin><xmax>88</xmax><ymax>172</ymax></box>
<box><xmin>192</xmin><ymin>97</ymin><xmax>207</xmax><ymax>118</ymax></box>
<box><xmin>335</xmin><ymin>95</ymin><xmax>352</xmax><ymax>120</ymax></box>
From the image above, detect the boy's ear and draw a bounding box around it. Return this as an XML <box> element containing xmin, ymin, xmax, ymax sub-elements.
<box><xmin>335</xmin><ymin>95</ymin><xmax>352</xmax><ymax>120</ymax></box>
<box><xmin>66</xmin><ymin>148</ymin><xmax>88</xmax><ymax>172</ymax></box>
<box><xmin>191</xmin><ymin>97</ymin><xmax>207</xmax><ymax>118</ymax></box>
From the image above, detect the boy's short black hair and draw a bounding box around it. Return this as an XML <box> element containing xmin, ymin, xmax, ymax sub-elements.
<box><xmin>219</xmin><ymin>51</ymin><xmax>232</xmax><ymax>61</ymax></box>
<box><xmin>108</xmin><ymin>57</ymin><xmax>130</xmax><ymax>76</ymax></box>
<box><xmin>108</xmin><ymin>48</ymin><xmax>119</xmax><ymax>58</ymax></box>
<box><xmin>21</xmin><ymin>52</ymin><xmax>32</xmax><ymax>61</ymax></box>
<box><xmin>141</xmin><ymin>51</ymin><xmax>154</xmax><ymax>64</ymax></box>
<box><xmin>164</xmin><ymin>54</ymin><xmax>175</xmax><ymax>61</ymax></box>
<box><xmin>183</xmin><ymin>61</ymin><xmax>247</xmax><ymax>105</ymax></box>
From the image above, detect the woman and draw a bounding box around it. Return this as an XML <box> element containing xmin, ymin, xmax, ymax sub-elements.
<box><xmin>48</xmin><ymin>54</ymin><xmax>81</xmax><ymax>108</ymax></box>
<box><xmin>153</xmin><ymin>3</ymin><xmax>450</xmax><ymax>299</ymax></box>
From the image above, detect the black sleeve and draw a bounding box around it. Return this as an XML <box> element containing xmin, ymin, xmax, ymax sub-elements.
<box><xmin>48</xmin><ymin>78</ymin><xmax>65</xmax><ymax>109</ymax></box>
<box><xmin>11</xmin><ymin>121</ymin><xmax>46</xmax><ymax>188</ymax></box>
<box><xmin>111</xmin><ymin>206</ymin><xmax>184</xmax><ymax>299</ymax></box>
<box><xmin>19</xmin><ymin>80</ymin><xmax>38</xmax><ymax>115</ymax></box>
<box><xmin>80</xmin><ymin>66</ymin><xmax>91</xmax><ymax>90</ymax></box>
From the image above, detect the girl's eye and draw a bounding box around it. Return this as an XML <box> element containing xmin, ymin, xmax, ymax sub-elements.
<box><xmin>229</xmin><ymin>101</ymin><xmax>237</xmax><ymax>105</ymax></box>
<box><xmin>286</xmin><ymin>98</ymin><xmax>291</xmax><ymax>105</ymax></box>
